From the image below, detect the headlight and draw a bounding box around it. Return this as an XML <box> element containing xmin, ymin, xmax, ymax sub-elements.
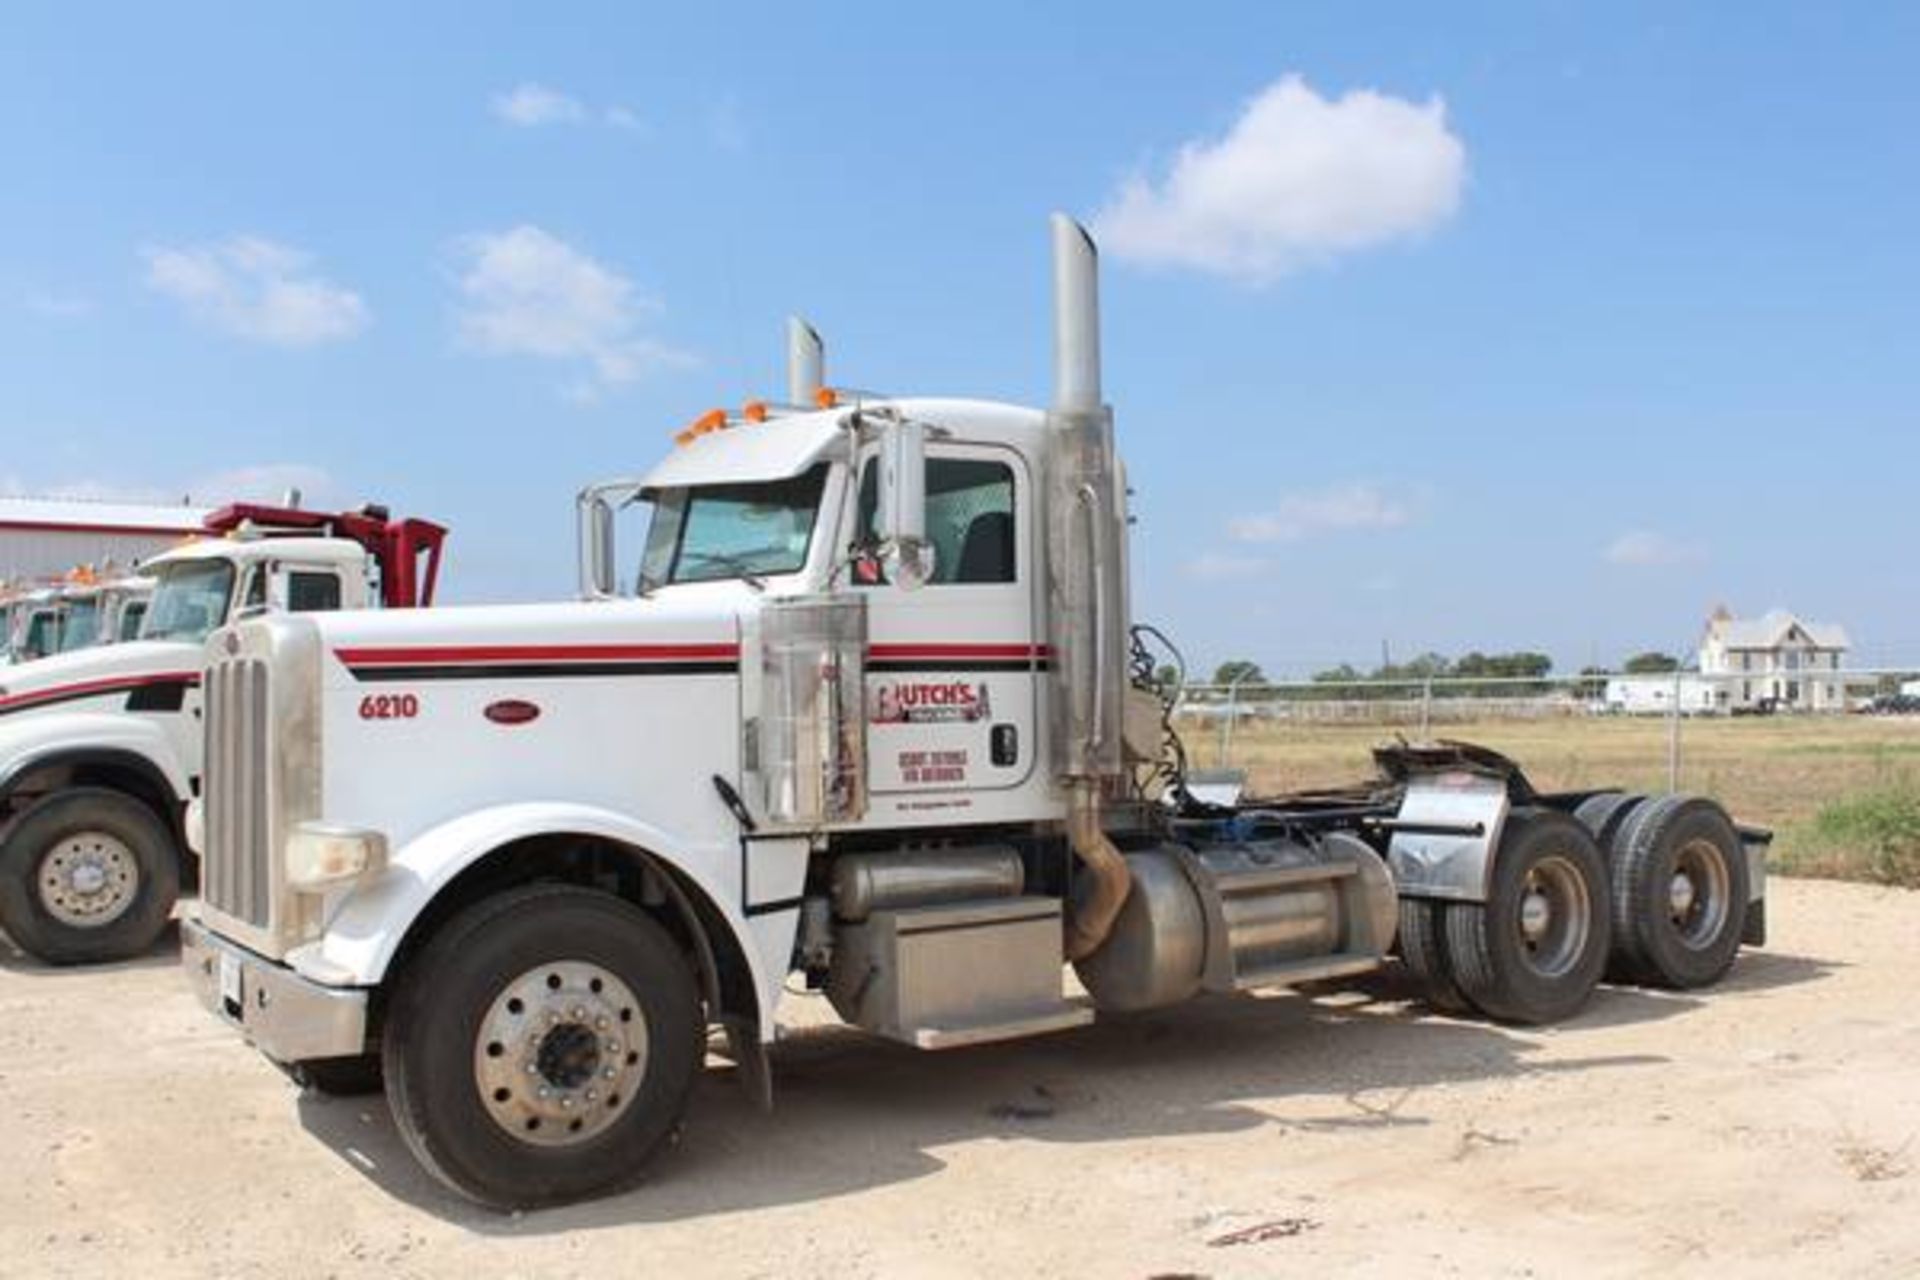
<box><xmin>183</xmin><ymin>798</ymin><xmax>205</xmax><ymax>855</ymax></box>
<box><xmin>286</xmin><ymin>823</ymin><xmax>388</xmax><ymax>891</ymax></box>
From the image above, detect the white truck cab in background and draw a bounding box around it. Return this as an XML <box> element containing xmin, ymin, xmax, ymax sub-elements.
<box><xmin>0</xmin><ymin>504</ymin><xmax>445</xmax><ymax>964</ymax></box>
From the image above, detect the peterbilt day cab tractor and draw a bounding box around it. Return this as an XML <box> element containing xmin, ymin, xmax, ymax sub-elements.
<box><xmin>184</xmin><ymin>217</ymin><xmax>1767</xmax><ymax>1210</ymax></box>
<box><xmin>0</xmin><ymin>503</ymin><xmax>445</xmax><ymax>964</ymax></box>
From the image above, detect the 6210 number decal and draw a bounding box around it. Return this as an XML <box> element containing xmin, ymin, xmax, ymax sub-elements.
<box><xmin>358</xmin><ymin>693</ymin><xmax>420</xmax><ymax>720</ymax></box>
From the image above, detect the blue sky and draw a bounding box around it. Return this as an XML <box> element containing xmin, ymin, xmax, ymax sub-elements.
<box><xmin>3</xmin><ymin>3</ymin><xmax>1915</xmax><ymax>674</ymax></box>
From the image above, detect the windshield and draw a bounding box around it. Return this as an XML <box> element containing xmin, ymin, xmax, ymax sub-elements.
<box><xmin>57</xmin><ymin>598</ymin><xmax>101</xmax><ymax>652</ymax></box>
<box><xmin>640</xmin><ymin>465</ymin><xmax>828</xmax><ymax>590</ymax></box>
<box><xmin>140</xmin><ymin>559</ymin><xmax>235</xmax><ymax>642</ymax></box>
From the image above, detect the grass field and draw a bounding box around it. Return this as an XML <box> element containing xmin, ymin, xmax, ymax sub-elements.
<box><xmin>1174</xmin><ymin>712</ymin><xmax>1920</xmax><ymax>885</ymax></box>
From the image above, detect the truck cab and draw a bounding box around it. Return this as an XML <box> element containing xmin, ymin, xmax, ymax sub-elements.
<box><xmin>0</xmin><ymin>505</ymin><xmax>444</xmax><ymax>965</ymax></box>
<box><xmin>183</xmin><ymin>218</ymin><xmax>1766</xmax><ymax>1211</ymax></box>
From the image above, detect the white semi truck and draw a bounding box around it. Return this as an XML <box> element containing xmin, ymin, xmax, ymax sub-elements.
<box><xmin>184</xmin><ymin>217</ymin><xmax>1766</xmax><ymax>1210</ymax></box>
<box><xmin>0</xmin><ymin>504</ymin><xmax>445</xmax><ymax>964</ymax></box>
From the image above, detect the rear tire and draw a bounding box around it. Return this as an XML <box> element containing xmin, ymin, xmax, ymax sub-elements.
<box><xmin>381</xmin><ymin>884</ymin><xmax>703</xmax><ymax>1210</ymax></box>
<box><xmin>1443</xmin><ymin>809</ymin><xmax>1610</xmax><ymax>1024</ymax></box>
<box><xmin>1573</xmin><ymin>791</ymin><xmax>1647</xmax><ymax>851</ymax></box>
<box><xmin>1396</xmin><ymin>897</ymin><xmax>1471</xmax><ymax>1014</ymax></box>
<box><xmin>1609</xmin><ymin>795</ymin><xmax>1749</xmax><ymax>989</ymax></box>
<box><xmin>0</xmin><ymin>787</ymin><xmax>180</xmax><ymax>965</ymax></box>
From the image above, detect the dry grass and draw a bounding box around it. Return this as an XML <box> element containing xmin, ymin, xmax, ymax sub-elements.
<box><xmin>1178</xmin><ymin>713</ymin><xmax>1920</xmax><ymax>882</ymax></box>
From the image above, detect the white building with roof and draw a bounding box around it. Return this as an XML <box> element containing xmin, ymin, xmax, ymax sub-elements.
<box><xmin>0</xmin><ymin>496</ymin><xmax>209</xmax><ymax>588</ymax></box>
<box><xmin>1699</xmin><ymin>606</ymin><xmax>1850</xmax><ymax>712</ymax></box>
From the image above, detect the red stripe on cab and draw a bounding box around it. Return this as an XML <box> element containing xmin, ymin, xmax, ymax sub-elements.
<box><xmin>334</xmin><ymin>643</ymin><xmax>741</xmax><ymax>666</ymax></box>
<box><xmin>0</xmin><ymin>672</ymin><xmax>199</xmax><ymax>713</ymax></box>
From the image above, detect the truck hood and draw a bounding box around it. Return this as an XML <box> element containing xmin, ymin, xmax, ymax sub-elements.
<box><xmin>300</xmin><ymin>591</ymin><xmax>753</xmax><ymax>684</ymax></box>
<box><xmin>0</xmin><ymin>639</ymin><xmax>203</xmax><ymax>721</ymax></box>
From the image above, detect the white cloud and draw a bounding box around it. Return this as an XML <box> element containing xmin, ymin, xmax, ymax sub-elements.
<box><xmin>144</xmin><ymin>237</ymin><xmax>368</xmax><ymax>346</ymax></box>
<box><xmin>451</xmin><ymin>225</ymin><xmax>693</xmax><ymax>395</ymax></box>
<box><xmin>1186</xmin><ymin>553</ymin><xmax>1270</xmax><ymax>581</ymax></box>
<box><xmin>2</xmin><ymin>462</ymin><xmax>337</xmax><ymax>508</ymax></box>
<box><xmin>1229</xmin><ymin>483</ymin><xmax>1414</xmax><ymax>543</ymax></box>
<box><xmin>604</xmin><ymin>105</ymin><xmax>642</xmax><ymax>131</ymax></box>
<box><xmin>1604</xmin><ymin>530</ymin><xmax>1706</xmax><ymax>567</ymax></box>
<box><xmin>1094</xmin><ymin>74</ymin><xmax>1467</xmax><ymax>283</ymax></box>
<box><xmin>25</xmin><ymin>292</ymin><xmax>93</xmax><ymax>319</ymax></box>
<box><xmin>492</xmin><ymin>82</ymin><xmax>587</xmax><ymax>126</ymax></box>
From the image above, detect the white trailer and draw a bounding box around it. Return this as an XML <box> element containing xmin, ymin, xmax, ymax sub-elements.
<box><xmin>1604</xmin><ymin>673</ymin><xmax>1719</xmax><ymax>715</ymax></box>
<box><xmin>183</xmin><ymin>218</ymin><xmax>1768</xmax><ymax>1209</ymax></box>
<box><xmin>0</xmin><ymin>504</ymin><xmax>445</xmax><ymax>964</ymax></box>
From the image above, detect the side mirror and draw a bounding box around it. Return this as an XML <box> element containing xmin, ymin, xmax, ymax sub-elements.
<box><xmin>879</xmin><ymin>419</ymin><xmax>935</xmax><ymax>590</ymax></box>
<box><xmin>578</xmin><ymin>490</ymin><xmax>618</xmax><ymax>598</ymax></box>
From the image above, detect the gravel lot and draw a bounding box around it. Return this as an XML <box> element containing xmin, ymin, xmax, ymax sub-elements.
<box><xmin>4</xmin><ymin>877</ymin><xmax>1917</xmax><ymax>1278</ymax></box>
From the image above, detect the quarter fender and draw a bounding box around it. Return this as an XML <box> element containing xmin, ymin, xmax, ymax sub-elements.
<box><xmin>310</xmin><ymin>802</ymin><xmax>787</xmax><ymax>1035</ymax></box>
<box><xmin>0</xmin><ymin>713</ymin><xmax>193</xmax><ymax>809</ymax></box>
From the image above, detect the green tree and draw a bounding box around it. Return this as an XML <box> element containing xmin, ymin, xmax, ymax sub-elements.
<box><xmin>1213</xmin><ymin>659</ymin><xmax>1266</xmax><ymax>688</ymax></box>
<box><xmin>1624</xmin><ymin>651</ymin><xmax>1681</xmax><ymax>674</ymax></box>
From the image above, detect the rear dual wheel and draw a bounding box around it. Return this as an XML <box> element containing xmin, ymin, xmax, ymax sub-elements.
<box><xmin>1440</xmin><ymin>809</ymin><xmax>1611</xmax><ymax>1025</ymax></box>
<box><xmin>1607</xmin><ymin>796</ymin><xmax>1749</xmax><ymax>989</ymax></box>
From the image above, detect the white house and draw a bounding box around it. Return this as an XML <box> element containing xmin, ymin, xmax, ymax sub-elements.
<box><xmin>1698</xmin><ymin>607</ymin><xmax>1849</xmax><ymax>712</ymax></box>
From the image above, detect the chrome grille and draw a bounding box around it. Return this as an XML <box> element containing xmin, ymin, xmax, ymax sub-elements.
<box><xmin>204</xmin><ymin>656</ymin><xmax>272</xmax><ymax>927</ymax></box>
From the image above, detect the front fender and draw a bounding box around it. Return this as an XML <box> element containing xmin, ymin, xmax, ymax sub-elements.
<box><xmin>0</xmin><ymin>712</ymin><xmax>193</xmax><ymax>805</ymax></box>
<box><xmin>308</xmin><ymin>802</ymin><xmax>788</xmax><ymax>1033</ymax></box>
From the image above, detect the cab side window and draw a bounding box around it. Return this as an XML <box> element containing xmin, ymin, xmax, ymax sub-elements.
<box><xmin>287</xmin><ymin>571</ymin><xmax>341</xmax><ymax>612</ymax></box>
<box><xmin>856</xmin><ymin>456</ymin><xmax>1017</xmax><ymax>585</ymax></box>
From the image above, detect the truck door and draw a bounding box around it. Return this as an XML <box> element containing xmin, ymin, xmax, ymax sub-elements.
<box><xmin>853</xmin><ymin>442</ymin><xmax>1041</xmax><ymax>808</ymax></box>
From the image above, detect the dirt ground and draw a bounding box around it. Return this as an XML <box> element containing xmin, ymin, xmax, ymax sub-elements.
<box><xmin>3</xmin><ymin>877</ymin><xmax>1917</xmax><ymax>1279</ymax></box>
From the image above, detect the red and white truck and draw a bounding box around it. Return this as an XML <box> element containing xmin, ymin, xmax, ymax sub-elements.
<box><xmin>0</xmin><ymin>504</ymin><xmax>444</xmax><ymax>963</ymax></box>
<box><xmin>183</xmin><ymin>217</ymin><xmax>1766</xmax><ymax>1209</ymax></box>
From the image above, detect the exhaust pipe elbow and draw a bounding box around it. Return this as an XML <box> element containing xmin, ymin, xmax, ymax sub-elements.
<box><xmin>1064</xmin><ymin>784</ymin><xmax>1132</xmax><ymax>961</ymax></box>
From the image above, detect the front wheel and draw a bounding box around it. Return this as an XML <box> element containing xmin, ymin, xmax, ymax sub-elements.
<box><xmin>381</xmin><ymin>884</ymin><xmax>704</xmax><ymax>1210</ymax></box>
<box><xmin>0</xmin><ymin>787</ymin><xmax>181</xmax><ymax>965</ymax></box>
<box><xmin>1443</xmin><ymin>809</ymin><xmax>1611</xmax><ymax>1025</ymax></box>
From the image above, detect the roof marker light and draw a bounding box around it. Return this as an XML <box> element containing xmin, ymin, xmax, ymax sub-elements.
<box><xmin>814</xmin><ymin>387</ymin><xmax>839</xmax><ymax>409</ymax></box>
<box><xmin>743</xmin><ymin>400</ymin><xmax>769</xmax><ymax>423</ymax></box>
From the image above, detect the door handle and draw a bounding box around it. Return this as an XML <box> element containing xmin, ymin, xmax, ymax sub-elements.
<box><xmin>991</xmin><ymin>723</ymin><xmax>1019</xmax><ymax>767</ymax></box>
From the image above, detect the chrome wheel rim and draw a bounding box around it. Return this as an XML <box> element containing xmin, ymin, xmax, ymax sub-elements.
<box><xmin>1514</xmin><ymin>854</ymin><xmax>1590</xmax><ymax>980</ymax></box>
<box><xmin>1670</xmin><ymin>838</ymin><xmax>1731</xmax><ymax>949</ymax></box>
<box><xmin>37</xmin><ymin>832</ymin><xmax>140</xmax><ymax>928</ymax></box>
<box><xmin>474</xmin><ymin>960</ymin><xmax>649</xmax><ymax>1148</ymax></box>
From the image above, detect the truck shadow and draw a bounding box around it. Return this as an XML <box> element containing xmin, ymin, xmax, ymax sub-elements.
<box><xmin>291</xmin><ymin>946</ymin><xmax>1839</xmax><ymax>1234</ymax></box>
<box><xmin>0</xmin><ymin>920</ymin><xmax>182</xmax><ymax>974</ymax></box>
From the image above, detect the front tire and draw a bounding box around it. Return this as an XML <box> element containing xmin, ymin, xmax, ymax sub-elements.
<box><xmin>1443</xmin><ymin>809</ymin><xmax>1611</xmax><ymax>1024</ymax></box>
<box><xmin>381</xmin><ymin>884</ymin><xmax>703</xmax><ymax>1210</ymax></box>
<box><xmin>0</xmin><ymin>787</ymin><xmax>181</xmax><ymax>965</ymax></box>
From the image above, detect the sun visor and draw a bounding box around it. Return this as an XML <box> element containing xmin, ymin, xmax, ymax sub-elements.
<box><xmin>641</xmin><ymin>412</ymin><xmax>852</xmax><ymax>492</ymax></box>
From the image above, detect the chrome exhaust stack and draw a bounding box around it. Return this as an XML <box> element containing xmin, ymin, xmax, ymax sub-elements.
<box><xmin>787</xmin><ymin>316</ymin><xmax>825</xmax><ymax>407</ymax></box>
<box><xmin>1045</xmin><ymin>213</ymin><xmax>1133</xmax><ymax>959</ymax></box>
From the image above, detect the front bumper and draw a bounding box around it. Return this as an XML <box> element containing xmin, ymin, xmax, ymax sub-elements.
<box><xmin>182</xmin><ymin>917</ymin><xmax>369</xmax><ymax>1064</ymax></box>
